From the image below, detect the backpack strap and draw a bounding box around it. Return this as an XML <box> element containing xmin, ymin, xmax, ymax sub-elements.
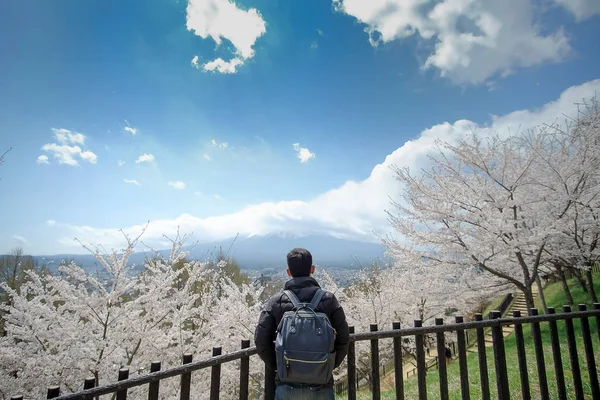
<box><xmin>309</xmin><ymin>288</ymin><xmax>326</xmax><ymax>310</ymax></box>
<box><xmin>283</xmin><ymin>290</ymin><xmax>302</xmax><ymax>308</ymax></box>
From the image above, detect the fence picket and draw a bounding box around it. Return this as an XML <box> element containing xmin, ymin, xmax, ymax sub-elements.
<box><xmin>370</xmin><ymin>324</ymin><xmax>381</xmax><ymax>400</ymax></box>
<box><xmin>455</xmin><ymin>316</ymin><xmax>470</xmax><ymax>400</ymax></box>
<box><xmin>47</xmin><ymin>386</ymin><xmax>60</xmax><ymax>399</ymax></box>
<box><xmin>210</xmin><ymin>348</ymin><xmax>222</xmax><ymax>400</ymax></box>
<box><xmin>181</xmin><ymin>353</ymin><xmax>193</xmax><ymax>400</ymax></box>
<box><xmin>512</xmin><ymin>310</ymin><xmax>530</xmax><ymax>400</ymax></box>
<box><xmin>529</xmin><ymin>308</ymin><xmax>549</xmax><ymax>400</ymax></box>
<box><xmin>347</xmin><ymin>326</ymin><xmax>357</xmax><ymax>400</ymax></box>
<box><xmin>116</xmin><ymin>368</ymin><xmax>129</xmax><ymax>400</ymax></box>
<box><xmin>435</xmin><ymin>318</ymin><xmax>449</xmax><ymax>400</ymax></box>
<box><xmin>563</xmin><ymin>305</ymin><xmax>584</xmax><ymax>400</ymax></box>
<box><xmin>473</xmin><ymin>313</ymin><xmax>490</xmax><ymax>400</ymax></box>
<box><xmin>392</xmin><ymin>322</ymin><xmax>404</xmax><ymax>400</ymax></box>
<box><xmin>414</xmin><ymin>320</ymin><xmax>427</xmax><ymax>400</ymax></box>
<box><xmin>490</xmin><ymin>311</ymin><xmax>509</xmax><ymax>400</ymax></box>
<box><xmin>578</xmin><ymin>304</ymin><xmax>600</xmax><ymax>399</ymax></box>
<box><xmin>547</xmin><ymin>308</ymin><xmax>566</xmax><ymax>400</ymax></box>
<box><xmin>148</xmin><ymin>361</ymin><xmax>161</xmax><ymax>400</ymax></box>
<box><xmin>239</xmin><ymin>340</ymin><xmax>250</xmax><ymax>400</ymax></box>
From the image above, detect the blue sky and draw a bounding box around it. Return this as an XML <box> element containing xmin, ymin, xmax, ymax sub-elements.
<box><xmin>1</xmin><ymin>0</ymin><xmax>600</xmax><ymax>254</ymax></box>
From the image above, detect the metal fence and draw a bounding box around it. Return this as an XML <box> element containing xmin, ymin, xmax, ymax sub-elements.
<box><xmin>9</xmin><ymin>303</ymin><xmax>600</xmax><ymax>400</ymax></box>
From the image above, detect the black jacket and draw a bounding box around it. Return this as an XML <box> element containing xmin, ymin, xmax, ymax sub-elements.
<box><xmin>254</xmin><ymin>276</ymin><xmax>350</xmax><ymax>386</ymax></box>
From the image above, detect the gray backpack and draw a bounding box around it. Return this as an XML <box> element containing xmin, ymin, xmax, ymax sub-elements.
<box><xmin>275</xmin><ymin>289</ymin><xmax>336</xmax><ymax>385</ymax></box>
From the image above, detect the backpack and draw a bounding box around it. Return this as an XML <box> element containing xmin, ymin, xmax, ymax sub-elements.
<box><xmin>274</xmin><ymin>289</ymin><xmax>336</xmax><ymax>385</ymax></box>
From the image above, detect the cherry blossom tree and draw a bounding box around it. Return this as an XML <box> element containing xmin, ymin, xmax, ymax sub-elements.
<box><xmin>385</xmin><ymin>102</ymin><xmax>600</xmax><ymax>310</ymax></box>
<box><xmin>531</xmin><ymin>104</ymin><xmax>600</xmax><ymax>302</ymax></box>
<box><xmin>0</xmin><ymin>231</ymin><xmax>267</xmax><ymax>400</ymax></box>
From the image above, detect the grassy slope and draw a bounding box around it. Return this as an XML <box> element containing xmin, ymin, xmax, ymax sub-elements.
<box><xmin>344</xmin><ymin>276</ymin><xmax>600</xmax><ymax>400</ymax></box>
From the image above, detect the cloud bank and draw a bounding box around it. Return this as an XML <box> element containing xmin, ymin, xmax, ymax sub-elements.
<box><xmin>333</xmin><ymin>0</ymin><xmax>577</xmax><ymax>85</ymax></box>
<box><xmin>52</xmin><ymin>79</ymin><xmax>600</xmax><ymax>251</ymax></box>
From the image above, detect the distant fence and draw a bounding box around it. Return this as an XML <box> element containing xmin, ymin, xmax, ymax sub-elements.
<box><xmin>8</xmin><ymin>303</ymin><xmax>600</xmax><ymax>400</ymax></box>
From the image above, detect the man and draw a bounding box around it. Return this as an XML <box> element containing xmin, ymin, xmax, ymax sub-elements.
<box><xmin>254</xmin><ymin>248</ymin><xmax>350</xmax><ymax>400</ymax></box>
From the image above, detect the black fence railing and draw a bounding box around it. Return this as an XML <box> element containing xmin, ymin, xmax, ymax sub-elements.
<box><xmin>8</xmin><ymin>303</ymin><xmax>600</xmax><ymax>400</ymax></box>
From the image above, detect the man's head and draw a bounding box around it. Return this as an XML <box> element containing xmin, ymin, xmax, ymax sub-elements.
<box><xmin>286</xmin><ymin>248</ymin><xmax>315</xmax><ymax>277</ymax></box>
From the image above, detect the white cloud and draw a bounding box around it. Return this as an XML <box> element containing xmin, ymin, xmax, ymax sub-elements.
<box><xmin>135</xmin><ymin>153</ymin><xmax>155</xmax><ymax>164</ymax></box>
<box><xmin>186</xmin><ymin>0</ymin><xmax>266</xmax><ymax>73</ymax></box>
<box><xmin>41</xmin><ymin>144</ymin><xmax>97</xmax><ymax>166</ymax></box>
<box><xmin>333</xmin><ymin>0</ymin><xmax>572</xmax><ymax>85</ymax></box>
<box><xmin>203</xmin><ymin>153</ymin><xmax>211</xmax><ymax>161</ymax></box>
<box><xmin>211</xmin><ymin>139</ymin><xmax>229</xmax><ymax>148</ymax></box>
<box><xmin>52</xmin><ymin>128</ymin><xmax>86</xmax><ymax>145</ymax></box>
<box><xmin>118</xmin><ymin>160</ymin><xmax>126</xmax><ymax>167</ymax></box>
<box><xmin>123</xmin><ymin>120</ymin><xmax>138</xmax><ymax>135</ymax></box>
<box><xmin>168</xmin><ymin>181</ymin><xmax>187</xmax><ymax>189</ymax></box>
<box><xmin>124</xmin><ymin>127</ymin><xmax>137</xmax><ymax>135</ymax></box>
<box><xmin>202</xmin><ymin>57</ymin><xmax>244</xmax><ymax>74</ymax></box>
<box><xmin>80</xmin><ymin>151</ymin><xmax>98</xmax><ymax>164</ymax></box>
<box><xmin>293</xmin><ymin>143</ymin><xmax>316</xmax><ymax>163</ymax></box>
<box><xmin>46</xmin><ymin>220</ymin><xmax>56</xmax><ymax>227</ymax></box>
<box><xmin>555</xmin><ymin>0</ymin><xmax>600</xmax><ymax>21</ymax></box>
<box><xmin>40</xmin><ymin>129</ymin><xmax>97</xmax><ymax>166</ymax></box>
<box><xmin>213</xmin><ymin>194</ymin><xmax>222</xmax><ymax>199</ymax></box>
<box><xmin>124</xmin><ymin>179</ymin><xmax>141</xmax><ymax>186</ymax></box>
<box><xmin>54</xmin><ymin>80</ymin><xmax>600</xmax><ymax>250</ymax></box>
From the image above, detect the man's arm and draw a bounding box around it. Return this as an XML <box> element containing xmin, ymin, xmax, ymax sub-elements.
<box><xmin>254</xmin><ymin>298</ymin><xmax>277</xmax><ymax>371</ymax></box>
<box><xmin>329</xmin><ymin>295</ymin><xmax>349</xmax><ymax>368</ymax></box>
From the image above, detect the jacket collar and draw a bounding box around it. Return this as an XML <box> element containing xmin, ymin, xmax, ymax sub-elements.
<box><xmin>284</xmin><ymin>276</ymin><xmax>321</xmax><ymax>290</ymax></box>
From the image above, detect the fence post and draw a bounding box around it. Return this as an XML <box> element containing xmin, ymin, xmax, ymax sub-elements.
<box><xmin>414</xmin><ymin>319</ymin><xmax>427</xmax><ymax>400</ymax></box>
<box><xmin>83</xmin><ymin>377</ymin><xmax>96</xmax><ymax>400</ymax></box>
<box><xmin>392</xmin><ymin>322</ymin><xmax>404</xmax><ymax>400</ymax></box>
<box><xmin>512</xmin><ymin>310</ymin><xmax>530</xmax><ymax>400</ymax></box>
<box><xmin>181</xmin><ymin>353</ymin><xmax>193</xmax><ymax>400</ymax></box>
<box><xmin>578</xmin><ymin>304</ymin><xmax>600</xmax><ymax>399</ymax></box>
<box><xmin>594</xmin><ymin>303</ymin><xmax>600</xmax><ymax>344</ymax></box>
<box><xmin>563</xmin><ymin>305</ymin><xmax>584</xmax><ymax>399</ymax></box>
<box><xmin>116</xmin><ymin>368</ymin><xmax>129</xmax><ymax>400</ymax></box>
<box><xmin>547</xmin><ymin>308</ymin><xmax>566</xmax><ymax>400</ymax></box>
<box><xmin>455</xmin><ymin>316</ymin><xmax>470</xmax><ymax>400</ymax></box>
<box><xmin>529</xmin><ymin>308</ymin><xmax>549</xmax><ymax>400</ymax></box>
<box><xmin>490</xmin><ymin>311</ymin><xmax>509</xmax><ymax>400</ymax></box>
<box><xmin>370</xmin><ymin>324</ymin><xmax>380</xmax><ymax>400</ymax></box>
<box><xmin>148</xmin><ymin>361</ymin><xmax>161</xmax><ymax>400</ymax></box>
<box><xmin>473</xmin><ymin>314</ymin><xmax>490</xmax><ymax>400</ymax></box>
<box><xmin>347</xmin><ymin>326</ymin><xmax>356</xmax><ymax>400</ymax></box>
<box><xmin>264</xmin><ymin>356</ymin><xmax>276</xmax><ymax>400</ymax></box>
<box><xmin>210</xmin><ymin>347</ymin><xmax>222</xmax><ymax>400</ymax></box>
<box><xmin>47</xmin><ymin>386</ymin><xmax>60</xmax><ymax>399</ymax></box>
<box><xmin>435</xmin><ymin>318</ymin><xmax>449</xmax><ymax>400</ymax></box>
<box><xmin>239</xmin><ymin>340</ymin><xmax>250</xmax><ymax>400</ymax></box>
<box><xmin>11</xmin><ymin>396</ymin><xmax>23</xmax><ymax>400</ymax></box>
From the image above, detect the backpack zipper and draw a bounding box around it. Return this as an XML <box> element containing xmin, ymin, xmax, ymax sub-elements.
<box><xmin>284</xmin><ymin>356</ymin><xmax>327</xmax><ymax>364</ymax></box>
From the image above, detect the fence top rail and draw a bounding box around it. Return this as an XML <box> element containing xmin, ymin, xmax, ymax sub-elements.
<box><xmin>48</xmin><ymin>306</ymin><xmax>600</xmax><ymax>399</ymax></box>
<box><xmin>351</xmin><ymin>307</ymin><xmax>600</xmax><ymax>341</ymax></box>
<box><xmin>53</xmin><ymin>347</ymin><xmax>258</xmax><ymax>400</ymax></box>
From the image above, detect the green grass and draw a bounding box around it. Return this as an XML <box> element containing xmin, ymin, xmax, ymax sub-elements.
<box><xmin>339</xmin><ymin>276</ymin><xmax>600</xmax><ymax>399</ymax></box>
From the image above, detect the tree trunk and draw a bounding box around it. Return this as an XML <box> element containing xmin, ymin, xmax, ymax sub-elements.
<box><xmin>585</xmin><ymin>267</ymin><xmax>598</xmax><ymax>303</ymax></box>
<box><xmin>523</xmin><ymin>287</ymin><xmax>535</xmax><ymax>312</ymax></box>
<box><xmin>536</xmin><ymin>275</ymin><xmax>548</xmax><ymax>313</ymax></box>
<box><xmin>573</xmin><ymin>269</ymin><xmax>588</xmax><ymax>293</ymax></box>
<box><xmin>558</xmin><ymin>269</ymin><xmax>574</xmax><ymax>305</ymax></box>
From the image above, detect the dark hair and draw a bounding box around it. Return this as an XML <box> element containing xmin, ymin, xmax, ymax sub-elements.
<box><xmin>287</xmin><ymin>248</ymin><xmax>313</xmax><ymax>277</ymax></box>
